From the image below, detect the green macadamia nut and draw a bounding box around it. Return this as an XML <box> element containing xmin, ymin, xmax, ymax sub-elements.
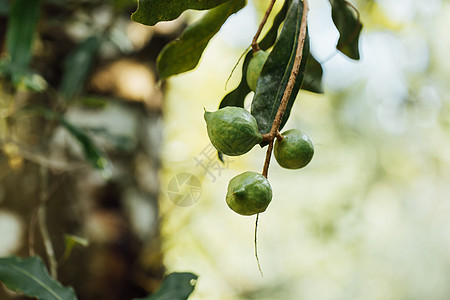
<box><xmin>204</xmin><ymin>106</ymin><xmax>263</xmax><ymax>156</ymax></box>
<box><xmin>274</xmin><ymin>129</ymin><xmax>314</xmax><ymax>169</ymax></box>
<box><xmin>226</xmin><ymin>171</ymin><xmax>272</xmax><ymax>216</ymax></box>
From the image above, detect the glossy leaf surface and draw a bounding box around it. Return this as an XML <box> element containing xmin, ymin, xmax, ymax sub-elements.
<box><xmin>251</xmin><ymin>0</ymin><xmax>309</xmax><ymax>134</ymax></box>
<box><xmin>0</xmin><ymin>256</ymin><xmax>78</xmax><ymax>300</ymax></box>
<box><xmin>157</xmin><ymin>0</ymin><xmax>245</xmax><ymax>79</ymax></box>
<box><xmin>301</xmin><ymin>53</ymin><xmax>323</xmax><ymax>94</ymax></box>
<box><xmin>330</xmin><ymin>0</ymin><xmax>362</xmax><ymax>60</ymax></box>
<box><xmin>134</xmin><ymin>272</ymin><xmax>198</xmax><ymax>300</ymax></box>
<box><xmin>132</xmin><ymin>0</ymin><xmax>232</xmax><ymax>26</ymax></box>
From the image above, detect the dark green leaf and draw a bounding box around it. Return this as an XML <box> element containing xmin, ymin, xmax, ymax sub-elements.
<box><xmin>0</xmin><ymin>256</ymin><xmax>78</xmax><ymax>300</ymax></box>
<box><xmin>6</xmin><ymin>0</ymin><xmax>40</xmax><ymax>67</ymax></box>
<box><xmin>60</xmin><ymin>36</ymin><xmax>102</xmax><ymax>100</ymax></box>
<box><xmin>131</xmin><ymin>0</ymin><xmax>232</xmax><ymax>26</ymax></box>
<box><xmin>219</xmin><ymin>50</ymin><xmax>252</xmax><ymax>108</ymax></box>
<box><xmin>251</xmin><ymin>0</ymin><xmax>309</xmax><ymax>134</ymax></box>
<box><xmin>157</xmin><ymin>0</ymin><xmax>245</xmax><ymax>79</ymax></box>
<box><xmin>218</xmin><ymin>0</ymin><xmax>290</xmax><ymax>110</ymax></box>
<box><xmin>134</xmin><ymin>272</ymin><xmax>198</xmax><ymax>300</ymax></box>
<box><xmin>301</xmin><ymin>53</ymin><xmax>323</xmax><ymax>93</ymax></box>
<box><xmin>330</xmin><ymin>0</ymin><xmax>362</xmax><ymax>60</ymax></box>
<box><xmin>259</xmin><ymin>0</ymin><xmax>291</xmax><ymax>51</ymax></box>
<box><xmin>59</xmin><ymin>118</ymin><xmax>108</xmax><ymax>170</ymax></box>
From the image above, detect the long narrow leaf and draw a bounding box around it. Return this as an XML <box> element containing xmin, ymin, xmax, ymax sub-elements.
<box><xmin>251</xmin><ymin>0</ymin><xmax>309</xmax><ymax>134</ymax></box>
<box><xmin>132</xmin><ymin>0</ymin><xmax>232</xmax><ymax>26</ymax></box>
<box><xmin>6</xmin><ymin>0</ymin><xmax>40</xmax><ymax>67</ymax></box>
<box><xmin>157</xmin><ymin>0</ymin><xmax>245</xmax><ymax>79</ymax></box>
<box><xmin>0</xmin><ymin>256</ymin><xmax>78</xmax><ymax>300</ymax></box>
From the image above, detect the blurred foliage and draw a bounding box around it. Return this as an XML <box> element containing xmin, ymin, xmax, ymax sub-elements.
<box><xmin>0</xmin><ymin>0</ymin><xmax>176</xmax><ymax>298</ymax></box>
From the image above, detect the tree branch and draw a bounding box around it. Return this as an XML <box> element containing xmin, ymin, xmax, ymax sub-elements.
<box><xmin>262</xmin><ymin>140</ymin><xmax>274</xmax><ymax>178</ymax></box>
<box><xmin>251</xmin><ymin>0</ymin><xmax>277</xmax><ymax>53</ymax></box>
<box><xmin>261</xmin><ymin>0</ymin><xmax>309</xmax><ymax>178</ymax></box>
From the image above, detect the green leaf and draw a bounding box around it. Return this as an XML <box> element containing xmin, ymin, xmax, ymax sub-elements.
<box><xmin>259</xmin><ymin>0</ymin><xmax>291</xmax><ymax>51</ymax></box>
<box><xmin>20</xmin><ymin>107</ymin><xmax>108</xmax><ymax>170</ymax></box>
<box><xmin>0</xmin><ymin>256</ymin><xmax>78</xmax><ymax>300</ymax></box>
<box><xmin>301</xmin><ymin>53</ymin><xmax>323</xmax><ymax>94</ymax></box>
<box><xmin>219</xmin><ymin>50</ymin><xmax>252</xmax><ymax>109</ymax></box>
<box><xmin>1</xmin><ymin>0</ymin><xmax>46</xmax><ymax>92</ymax></box>
<box><xmin>6</xmin><ymin>0</ymin><xmax>40</xmax><ymax>68</ymax></box>
<box><xmin>60</xmin><ymin>36</ymin><xmax>102</xmax><ymax>100</ymax></box>
<box><xmin>218</xmin><ymin>0</ymin><xmax>290</xmax><ymax>110</ymax></box>
<box><xmin>157</xmin><ymin>0</ymin><xmax>245</xmax><ymax>79</ymax></box>
<box><xmin>251</xmin><ymin>0</ymin><xmax>309</xmax><ymax>134</ymax></box>
<box><xmin>134</xmin><ymin>272</ymin><xmax>198</xmax><ymax>300</ymax></box>
<box><xmin>330</xmin><ymin>0</ymin><xmax>362</xmax><ymax>60</ymax></box>
<box><xmin>131</xmin><ymin>0</ymin><xmax>233</xmax><ymax>26</ymax></box>
<box><xmin>59</xmin><ymin>118</ymin><xmax>109</xmax><ymax>170</ymax></box>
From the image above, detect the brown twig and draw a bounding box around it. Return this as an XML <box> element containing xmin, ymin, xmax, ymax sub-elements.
<box><xmin>275</xmin><ymin>132</ymin><xmax>284</xmax><ymax>141</ymax></box>
<box><xmin>251</xmin><ymin>0</ymin><xmax>277</xmax><ymax>53</ymax></box>
<box><xmin>261</xmin><ymin>0</ymin><xmax>309</xmax><ymax>178</ymax></box>
<box><xmin>262</xmin><ymin>140</ymin><xmax>274</xmax><ymax>178</ymax></box>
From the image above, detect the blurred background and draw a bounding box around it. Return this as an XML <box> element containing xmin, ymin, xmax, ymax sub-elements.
<box><xmin>1</xmin><ymin>0</ymin><xmax>450</xmax><ymax>299</ymax></box>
